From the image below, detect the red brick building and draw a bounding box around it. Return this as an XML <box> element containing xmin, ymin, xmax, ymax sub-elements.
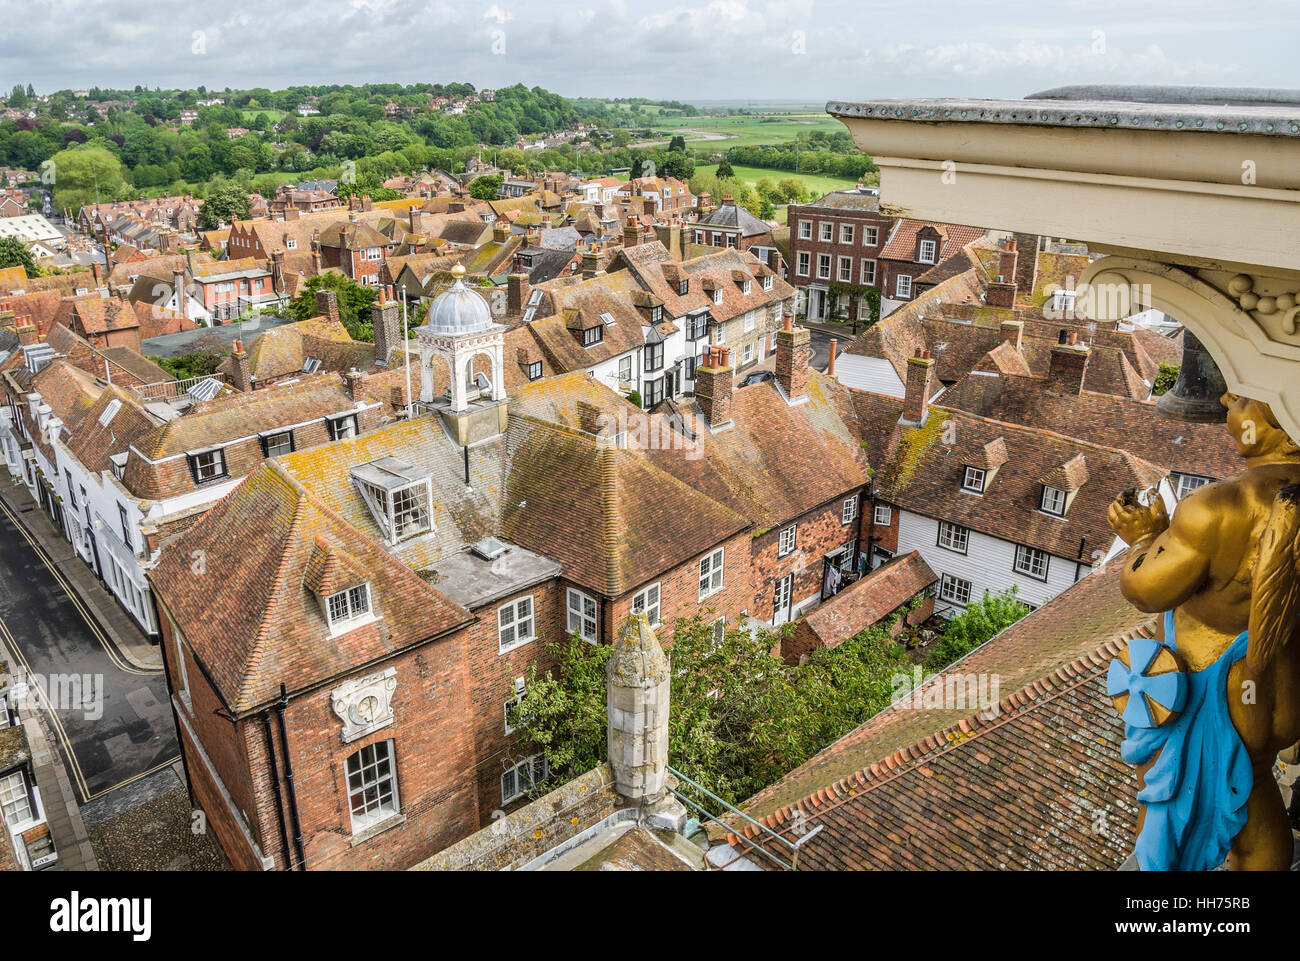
<box><xmin>787</xmin><ymin>186</ymin><xmax>895</xmax><ymax>322</ymax></box>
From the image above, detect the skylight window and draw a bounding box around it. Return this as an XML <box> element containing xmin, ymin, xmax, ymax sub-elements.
<box><xmin>98</xmin><ymin>399</ymin><xmax>122</xmax><ymax>427</ymax></box>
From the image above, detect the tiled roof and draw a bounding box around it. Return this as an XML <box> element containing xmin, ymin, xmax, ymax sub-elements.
<box><xmin>853</xmin><ymin>394</ymin><xmax>1167</xmax><ymax>561</ymax></box>
<box><xmin>229</xmin><ymin>316</ymin><xmax>374</xmax><ymax>383</ymax></box>
<box><xmin>801</xmin><ymin>550</ymin><xmax>937</xmax><ymax>650</ymax></box>
<box><xmin>736</xmin><ymin>556</ymin><xmax>1153</xmax><ymax>869</ymax></box>
<box><xmin>64</xmin><ymin>383</ymin><xmax>160</xmax><ymax>474</ymax></box>
<box><xmin>148</xmin><ymin>460</ymin><xmax>473</xmax><ymax>714</ymax></box>
<box><xmin>879</xmin><ymin>219</ymin><xmax>987</xmax><ymax>263</ymax></box>
<box><xmin>614</xmin><ymin>242</ymin><xmax>794</xmax><ymax>326</ymax></box>
<box><xmin>523</xmin><ymin>272</ymin><xmax>649</xmax><ymax>372</ymax></box>
<box><xmin>939</xmin><ymin>371</ymin><xmax>1244</xmax><ymax>482</ymax></box>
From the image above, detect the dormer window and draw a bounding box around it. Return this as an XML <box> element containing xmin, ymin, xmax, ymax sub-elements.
<box><xmin>762</xmin><ymin>275</ymin><xmax>773</xmax><ymax>290</ymax></box>
<box><xmin>1041</xmin><ymin>485</ymin><xmax>1067</xmax><ymax>516</ymax></box>
<box><xmin>678</xmin><ymin>279</ymin><xmax>689</xmax><ymax>295</ymax></box>
<box><xmin>328</xmin><ymin>414</ymin><xmax>358</xmax><ymax>440</ymax></box>
<box><xmin>527</xmin><ymin>289</ymin><xmax>543</xmax><ymax>306</ymax></box>
<box><xmin>286</xmin><ymin>238</ymin><xmax>298</xmax><ymax>250</ymax></box>
<box><xmin>742</xmin><ymin>279</ymin><xmax>751</xmax><ymax>295</ymax></box>
<box><xmin>326</xmin><ymin>583</ymin><xmax>371</xmax><ymax>629</ymax></box>
<box><xmin>353</xmin><ymin>458</ymin><xmax>434</xmax><ymax>542</ymax></box>
<box><xmin>527</xmin><ymin>361</ymin><xmax>543</xmax><ymax>381</ymax></box>
<box><xmin>962</xmin><ymin>466</ymin><xmax>986</xmax><ymax>494</ymax></box>
<box><xmin>918</xmin><ymin>239</ymin><xmax>937</xmax><ymax>263</ymax></box>
<box><xmin>581</xmin><ymin>324</ymin><xmax>603</xmax><ymax>347</ymax></box>
<box><xmin>712</xmin><ymin>288</ymin><xmax>722</xmax><ymax>305</ymax></box>
<box><xmin>650</xmin><ymin>305</ymin><xmax>663</xmax><ymax>324</ymax></box>
<box><xmin>186</xmin><ymin>447</ymin><xmax>228</xmax><ymax>485</ymax></box>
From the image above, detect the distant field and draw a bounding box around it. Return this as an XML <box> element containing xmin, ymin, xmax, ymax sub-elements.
<box><xmin>632</xmin><ymin>113</ymin><xmax>847</xmax><ymax>150</ymax></box>
<box><xmin>694</xmin><ymin>164</ymin><xmax>860</xmax><ymax>200</ymax></box>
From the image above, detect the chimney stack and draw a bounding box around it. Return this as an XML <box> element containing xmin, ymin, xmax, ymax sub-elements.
<box><xmin>623</xmin><ymin>222</ymin><xmax>639</xmax><ymax>248</ymax></box>
<box><xmin>284</xmin><ymin>206</ymin><xmax>299</xmax><ymax>221</ymax></box>
<box><xmin>827</xmin><ymin>337</ymin><xmax>838</xmax><ymax>378</ymax></box>
<box><xmin>230</xmin><ymin>338</ymin><xmax>252</xmax><ymax>392</ymax></box>
<box><xmin>507</xmin><ymin>271</ymin><xmax>529</xmax><ymax>315</ymax></box>
<box><xmin>343</xmin><ymin>367</ymin><xmax>365</xmax><ymax>401</ymax></box>
<box><xmin>315</xmin><ymin>288</ymin><xmax>340</xmax><ymax>326</ymax></box>
<box><xmin>581</xmin><ymin>246</ymin><xmax>599</xmax><ymax>280</ymax></box>
<box><xmin>900</xmin><ymin>348</ymin><xmax>935</xmax><ymax>426</ymax></box>
<box><xmin>694</xmin><ymin>346</ymin><xmax>734</xmax><ymax>428</ymax></box>
<box><xmin>361</xmin><ymin>194</ymin><xmax>373</xmax><ymax>212</ymax></box>
<box><xmin>1155</xmin><ymin>330</ymin><xmax>1229</xmax><ymax>422</ymax></box>
<box><xmin>1047</xmin><ymin>330</ymin><xmax>1090</xmax><ymax>395</ymax></box>
<box><xmin>493</xmin><ymin>223</ymin><xmax>509</xmax><ymax>244</ymax></box>
<box><xmin>775</xmin><ymin>315</ymin><xmax>812</xmax><ymax>400</ymax></box>
<box><xmin>371</xmin><ymin>296</ymin><xmax>401</xmax><ymax>366</ymax></box>
<box><xmin>1000</xmin><ymin>319</ymin><xmax>1023</xmax><ymax>352</ymax></box>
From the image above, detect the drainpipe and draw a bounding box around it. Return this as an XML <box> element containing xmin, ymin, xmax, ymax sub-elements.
<box><xmin>463</xmin><ymin>445</ymin><xmax>470</xmax><ymax>485</ymax></box>
<box><xmin>1074</xmin><ymin>536</ymin><xmax>1088</xmax><ymax>581</ymax></box>
<box><xmin>274</xmin><ymin>683</ymin><xmax>306</xmax><ymax>870</ymax></box>
<box><xmin>260</xmin><ymin>710</ymin><xmax>292</xmax><ymax>871</ymax></box>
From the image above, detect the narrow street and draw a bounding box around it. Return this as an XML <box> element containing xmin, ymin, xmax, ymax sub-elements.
<box><xmin>0</xmin><ymin>497</ymin><xmax>178</xmax><ymax>804</ymax></box>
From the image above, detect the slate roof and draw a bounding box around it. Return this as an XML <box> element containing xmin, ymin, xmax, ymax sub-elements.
<box><xmin>735</xmin><ymin>556</ymin><xmax>1152</xmax><ymax>869</ymax></box>
<box><xmin>696</xmin><ymin>200</ymin><xmax>772</xmax><ymax>237</ymax></box>
<box><xmin>148</xmin><ymin>460</ymin><xmax>473</xmax><ymax>714</ymax></box>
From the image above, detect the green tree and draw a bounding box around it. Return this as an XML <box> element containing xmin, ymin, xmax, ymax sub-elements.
<box><xmin>716</xmin><ymin>157</ymin><xmax>735</xmax><ymax>179</ymax></box>
<box><xmin>923</xmin><ymin>588</ymin><xmax>1030</xmax><ymax>672</ymax></box>
<box><xmin>1153</xmin><ymin>362</ymin><xmax>1180</xmax><ymax>396</ymax></box>
<box><xmin>45</xmin><ymin>147</ymin><xmax>128</xmax><ymax>214</ymax></box>
<box><xmin>467</xmin><ymin>173</ymin><xmax>502</xmax><ymax>201</ymax></box>
<box><xmin>0</xmin><ymin>236</ymin><xmax>38</xmax><ymax>275</ymax></box>
<box><xmin>288</xmin><ymin>272</ymin><xmax>378</xmax><ymax>341</ymax></box>
<box><xmin>668</xmin><ymin>135</ymin><xmax>687</xmax><ymax>152</ymax></box>
<box><xmin>198</xmin><ymin>180</ymin><xmax>252</xmax><ymax>229</ymax></box>
<box><xmin>148</xmin><ymin>351</ymin><xmax>224</xmax><ymax>381</ymax></box>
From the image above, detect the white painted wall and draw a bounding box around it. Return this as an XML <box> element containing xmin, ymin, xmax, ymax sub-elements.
<box><xmin>834</xmin><ymin>354</ymin><xmax>906</xmax><ymax>398</ymax></box>
<box><xmin>896</xmin><ymin>509</ymin><xmax>1103</xmax><ymax>611</ymax></box>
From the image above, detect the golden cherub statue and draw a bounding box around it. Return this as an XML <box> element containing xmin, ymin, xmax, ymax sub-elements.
<box><xmin>1107</xmin><ymin>393</ymin><xmax>1300</xmax><ymax>870</ymax></box>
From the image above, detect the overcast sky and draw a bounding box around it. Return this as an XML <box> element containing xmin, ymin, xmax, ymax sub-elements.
<box><xmin>4</xmin><ymin>0</ymin><xmax>1295</xmax><ymax>103</ymax></box>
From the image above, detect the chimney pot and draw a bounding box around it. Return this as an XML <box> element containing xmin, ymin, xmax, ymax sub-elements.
<box><xmin>828</xmin><ymin>338</ymin><xmax>837</xmax><ymax>377</ymax></box>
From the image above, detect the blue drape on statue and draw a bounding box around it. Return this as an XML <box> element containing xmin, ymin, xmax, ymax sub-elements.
<box><xmin>1114</xmin><ymin>611</ymin><xmax>1251</xmax><ymax>871</ymax></box>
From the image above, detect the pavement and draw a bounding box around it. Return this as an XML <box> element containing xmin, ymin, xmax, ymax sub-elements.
<box><xmin>0</xmin><ymin>480</ymin><xmax>178</xmax><ymax>810</ymax></box>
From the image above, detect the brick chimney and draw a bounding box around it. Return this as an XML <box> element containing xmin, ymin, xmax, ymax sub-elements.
<box><xmin>775</xmin><ymin>315</ymin><xmax>811</xmax><ymax>401</ymax></box>
<box><xmin>361</xmin><ymin>194</ymin><xmax>373</xmax><ymax>212</ymax></box>
<box><xmin>284</xmin><ymin>206</ymin><xmax>299</xmax><ymax>221</ymax></box>
<box><xmin>371</xmin><ymin>294</ymin><xmax>401</xmax><ymax>366</ymax></box>
<box><xmin>581</xmin><ymin>246</ymin><xmax>599</xmax><ymax>279</ymax></box>
<box><xmin>310</xmin><ymin>232</ymin><xmax>321</xmax><ymax>273</ymax></box>
<box><xmin>270</xmin><ymin>251</ymin><xmax>285</xmax><ymax>295</ymax></box>
<box><xmin>1047</xmin><ymin>330</ymin><xmax>1090</xmax><ymax>395</ymax></box>
<box><xmin>230</xmin><ymin>338</ymin><xmax>252</xmax><ymax>392</ymax></box>
<box><xmin>507</xmin><ymin>271</ymin><xmax>529</xmax><ymax>314</ymax></box>
<box><xmin>348</xmin><ymin>195</ymin><xmax>360</xmax><ymax>212</ymax></box>
<box><xmin>694</xmin><ymin>346</ymin><xmax>733</xmax><ymax>428</ymax></box>
<box><xmin>316</xmin><ymin>288</ymin><xmax>340</xmax><ymax>325</ymax></box>
<box><xmin>623</xmin><ymin>223</ymin><xmax>639</xmax><ymax>248</ymax></box>
<box><xmin>984</xmin><ymin>239</ymin><xmax>1019</xmax><ymax>308</ymax></box>
<box><xmin>827</xmin><ymin>337</ymin><xmax>838</xmax><ymax>378</ymax></box>
<box><xmin>343</xmin><ymin>368</ymin><xmax>365</xmax><ymax>401</ymax></box>
<box><xmin>900</xmin><ymin>348</ymin><xmax>935</xmax><ymax>426</ymax></box>
<box><xmin>493</xmin><ymin>224</ymin><xmax>510</xmax><ymax>244</ymax></box>
<box><xmin>1000</xmin><ymin>319</ymin><xmax>1023</xmax><ymax>351</ymax></box>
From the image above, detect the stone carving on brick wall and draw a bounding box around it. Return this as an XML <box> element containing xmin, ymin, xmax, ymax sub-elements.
<box><xmin>331</xmin><ymin>667</ymin><xmax>398</xmax><ymax>743</ymax></box>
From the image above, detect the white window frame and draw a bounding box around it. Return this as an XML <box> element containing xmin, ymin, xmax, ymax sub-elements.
<box><xmin>863</xmin><ymin>226</ymin><xmax>878</xmax><ymax>247</ymax></box>
<box><xmin>1014</xmin><ymin>544</ymin><xmax>1051</xmax><ymax>581</ymax></box>
<box><xmin>501</xmin><ymin>754</ymin><xmax>548</xmax><ymax>804</ymax></box>
<box><xmin>1173</xmin><ymin>473</ymin><xmax>1213</xmax><ymax>499</ymax></box>
<box><xmin>0</xmin><ymin>769</ymin><xmax>33</xmax><ymax>827</ymax></box>
<box><xmin>873</xmin><ymin>503</ymin><xmax>892</xmax><ymax>526</ymax></box>
<box><xmin>777</xmin><ymin>525</ymin><xmax>796</xmax><ymax>558</ymax></box>
<box><xmin>939</xmin><ymin>573</ymin><xmax>972</xmax><ymax>606</ymax></box>
<box><xmin>326</xmin><ymin>583</ymin><xmax>372</xmax><ymax>631</ymax></box>
<box><xmin>937</xmin><ymin>521</ymin><xmax>970</xmax><ymax>554</ymax></box>
<box><xmin>838</xmin><ymin>256</ymin><xmax>852</xmax><ymax>282</ymax></box>
<box><xmin>345</xmin><ymin>739</ymin><xmax>399</xmax><ymax>834</ymax></box>
<box><xmin>632</xmin><ymin>582</ymin><xmax>661</xmax><ymax>627</ymax></box>
<box><xmin>328</xmin><ymin>414</ymin><xmax>359</xmax><ymax>440</ymax></box>
<box><xmin>918</xmin><ymin>239</ymin><xmax>937</xmax><ymax>264</ymax></box>
<box><xmin>817</xmin><ymin>254</ymin><xmax>831</xmax><ymax>280</ymax></box>
<box><xmin>798</xmin><ymin>220</ymin><xmax>812</xmax><ymax>240</ymax></box>
<box><xmin>819</xmin><ymin>222</ymin><xmax>833</xmax><ymax>242</ymax></box>
<box><xmin>742</xmin><ymin>342</ymin><xmax>755</xmax><ymax>364</ymax></box>
<box><xmin>895</xmin><ymin>274</ymin><xmax>913</xmax><ymax>298</ymax></box>
<box><xmin>841</xmin><ymin>495</ymin><xmax>858</xmax><ymax>525</ymax></box>
<box><xmin>839</xmin><ymin>223</ymin><xmax>854</xmax><ymax>244</ymax></box>
<box><xmin>962</xmin><ymin>466</ymin><xmax>986</xmax><ymax>494</ymax></box>
<box><xmin>1041</xmin><ymin>485</ymin><xmax>1068</xmax><ymax>517</ymax></box>
<box><xmin>762</xmin><ymin>274</ymin><xmax>773</xmax><ymax>290</ymax></box>
<box><xmin>796</xmin><ymin>252</ymin><xmax>810</xmax><ymax>277</ymax></box>
<box><xmin>566</xmin><ymin>588</ymin><xmax>599</xmax><ymax>643</ymax></box>
<box><xmin>504</xmin><ymin>677</ymin><xmax>526</xmax><ymax>734</ymax></box>
<box><xmin>699</xmin><ymin>547</ymin><xmax>725</xmax><ymax>599</ymax></box>
<box><xmin>860</xmin><ymin>259</ymin><xmax>876</xmax><ymax>285</ymax></box>
<box><xmin>497</xmin><ymin>595</ymin><xmax>535</xmax><ymax>653</ymax></box>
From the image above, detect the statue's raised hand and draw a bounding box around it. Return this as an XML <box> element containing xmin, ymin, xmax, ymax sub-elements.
<box><xmin>1107</xmin><ymin>487</ymin><xmax>1170</xmax><ymax>545</ymax></box>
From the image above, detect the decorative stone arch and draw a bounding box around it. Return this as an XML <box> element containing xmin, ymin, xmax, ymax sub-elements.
<box><xmin>419</xmin><ymin>350</ymin><xmax>453</xmax><ymax>405</ymax></box>
<box><xmin>1078</xmin><ymin>255</ymin><xmax>1300</xmax><ymax>441</ymax></box>
<box><xmin>416</xmin><ymin>326</ymin><xmax>505</xmax><ymax>412</ymax></box>
<box><xmin>455</xmin><ymin>344</ymin><xmax>506</xmax><ymax>407</ymax></box>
